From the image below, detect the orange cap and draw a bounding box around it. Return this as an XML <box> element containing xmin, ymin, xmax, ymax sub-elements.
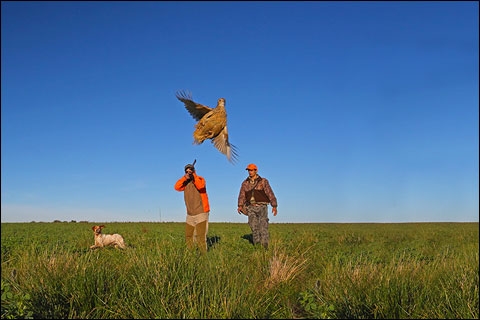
<box><xmin>245</xmin><ymin>163</ymin><xmax>258</xmax><ymax>171</ymax></box>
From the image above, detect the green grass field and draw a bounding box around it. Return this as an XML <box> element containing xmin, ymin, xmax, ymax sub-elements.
<box><xmin>1</xmin><ymin>222</ymin><xmax>478</xmax><ymax>319</ymax></box>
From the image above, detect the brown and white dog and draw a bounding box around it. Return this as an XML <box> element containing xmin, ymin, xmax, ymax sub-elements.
<box><xmin>90</xmin><ymin>225</ymin><xmax>126</xmax><ymax>249</ymax></box>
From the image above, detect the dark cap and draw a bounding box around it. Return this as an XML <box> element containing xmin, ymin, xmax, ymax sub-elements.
<box><xmin>184</xmin><ymin>164</ymin><xmax>195</xmax><ymax>172</ymax></box>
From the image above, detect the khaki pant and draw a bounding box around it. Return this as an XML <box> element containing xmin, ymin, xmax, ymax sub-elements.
<box><xmin>186</xmin><ymin>212</ymin><xmax>209</xmax><ymax>253</ymax></box>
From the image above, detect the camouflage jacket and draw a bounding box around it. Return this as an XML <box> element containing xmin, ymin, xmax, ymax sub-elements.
<box><xmin>237</xmin><ymin>175</ymin><xmax>277</xmax><ymax>207</ymax></box>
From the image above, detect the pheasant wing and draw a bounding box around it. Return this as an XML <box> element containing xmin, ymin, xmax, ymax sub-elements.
<box><xmin>211</xmin><ymin>126</ymin><xmax>239</xmax><ymax>163</ymax></box>
<box><xmin>176</xmin><ymin>90</ymin><xmax>212</xmax><ymax>121</ymax></box>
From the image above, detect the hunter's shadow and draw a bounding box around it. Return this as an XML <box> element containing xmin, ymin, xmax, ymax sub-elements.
<box><xmin>207</xmin><ymin>235</ymin><xmax>221</xmax><ymax>250</ymax></box>
<box><xmin>241</xmin><ymin>233</ymin><xmax>254</xmax><ymax>245</ymax></box>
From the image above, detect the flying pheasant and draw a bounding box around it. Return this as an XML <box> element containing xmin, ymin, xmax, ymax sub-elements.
<box><xmin>176</xmin><ymin>90</ymin><xmax>239</xmax><ymax>163</ymax></box>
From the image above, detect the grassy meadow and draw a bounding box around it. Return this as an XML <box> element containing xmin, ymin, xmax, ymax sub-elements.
<box><xmin>1</xmin><ymin>221</ymin><xmax>478</xmax><ymax>319</ymax></box>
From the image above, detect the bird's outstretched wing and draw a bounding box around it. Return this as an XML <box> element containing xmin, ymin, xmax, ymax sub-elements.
<box><xmin>176</xmin><ymin>90</ymin><xmax>212</xmax><ymax>121</ymax></box>
<box><xmin>211</xmin><ymin>126</ymin><xmax>239</xmax><ymax>163</ymax></box>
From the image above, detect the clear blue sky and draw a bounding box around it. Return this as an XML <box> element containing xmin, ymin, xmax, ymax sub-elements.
<box><xmin>2</xmin><ymin>1</ymin><xmax>478</xmax><ymax>223</ymax></box>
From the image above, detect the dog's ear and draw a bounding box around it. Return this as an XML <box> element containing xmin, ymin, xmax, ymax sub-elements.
<box><xmin>92</xmin><ymin>226</ymin><xmax>96</xmax><ymax>231</ymax></box>
<box><xmin>100</xmin><ymin>225</ymin><xmax>105</xmax><ymax>228</ymax></box>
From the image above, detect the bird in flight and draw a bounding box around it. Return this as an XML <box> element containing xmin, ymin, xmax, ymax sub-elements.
<box><xmin>176</xmin><ymin>90</ymin><xmax>239</xmax><ymax>163</ymax></box>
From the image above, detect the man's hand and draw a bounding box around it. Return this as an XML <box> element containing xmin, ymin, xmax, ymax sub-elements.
<box><xmin>185</xmin><ymin>169</ymin><xmax>194</xmax><ymax>181</ymax></box>
<box><xmin>237</xmin><ymin>206</ymin><xmax>245</xmax><ymax>215</ymax></box>
<box><xmin>272</xmin><ymin>207</ymin><xmax>278</xmax><ymax>216</ymax></box>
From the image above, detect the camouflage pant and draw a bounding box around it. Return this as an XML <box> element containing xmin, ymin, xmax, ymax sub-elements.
<box><xmin>246</xmin><ymin>204</ymin><xmax>269</xmax><ymax>249</ymax></box>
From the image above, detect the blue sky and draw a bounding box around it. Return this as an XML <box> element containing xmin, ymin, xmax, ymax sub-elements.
<box><xmin>1</xmin><ymin>1</ymin><xmax>478</xmax><ymax>223</ymax></box>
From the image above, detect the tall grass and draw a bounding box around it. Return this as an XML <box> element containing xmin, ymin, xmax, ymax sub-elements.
<box><xmin>1</xmin><ymin>222</ymin><xmax>478</xmax><ymax>319</ymax></box>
